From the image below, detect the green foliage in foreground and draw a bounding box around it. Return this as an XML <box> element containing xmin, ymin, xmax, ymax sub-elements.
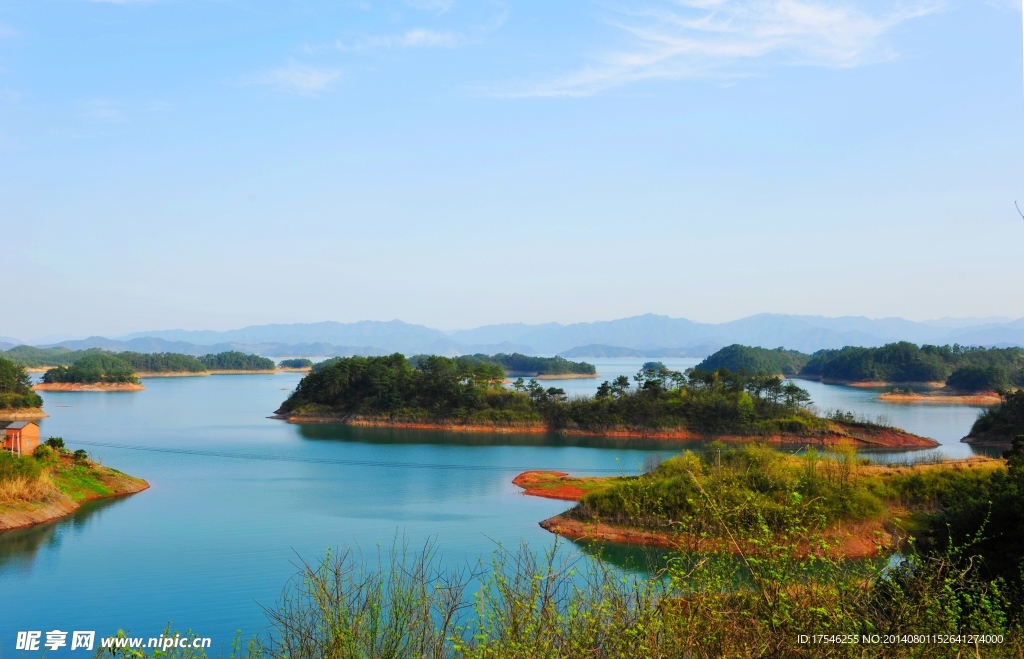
<box><xmin>802</xmin><ymin>342</ymin><xmax>1024</xmax><ymax>390</ymax></box>
<box><xmin>0</xmin><ymin>449</ymin><xmax>42</xmax><ymax>483</ymax></box>
<box><xmin>198</xmin><ymin>351</ymin><xmax>275</xmax><ymax>371</ymax></box>
<box><xmin>696</xmin><ymin>345</ymin><xmax>811</xmax><ymax>377</ymax></box>
<box><xmin>278</xmin><ymin>355</ymin><xmax>826</xmax><ymax>436</ymax></box>
<box><xmin>93</xmin><ymin>496</ymin><xmax>1024</xmax><ymax>659</ymax></box>
<box><xmin>967</xmin><ymin>390</ymin><xmax>1024</xmax><ymax>444</ymax></box>
<box><xmin>0</xmin><ymin>355</ymin><xmax>42</xmax><ymax>409</ymax></box>
<box><xmin>42</xmin><ymin>353</ymin><xmax>138</xmax><ymax>384</ymax></box>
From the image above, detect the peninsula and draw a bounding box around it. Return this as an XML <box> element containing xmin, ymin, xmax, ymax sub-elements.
<box><xmin>0</xmin><ymin>438</ymin><xmax>148</xmax><ymax>530</ymax></box>
<box><xmin>962</xmin><ymin>390</ymin><xmax>1024</xmax><ymax>447</ymax></box>
<box><xmin>0</xmin><ymin>356</ymin><xmax>46</xmax><ymax>418</ymax></box>
<box><xmin>273</xmin><ymin>354</ymin><xmax>937</xmax><ymax>448</ymax></box>
<box><xmin>515</xmin><ymin>445</ymin><xmax>1004</xmax><ymax>559</ymax></box>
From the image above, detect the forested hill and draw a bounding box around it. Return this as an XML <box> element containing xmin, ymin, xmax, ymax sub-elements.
<box><xmin>274</xmin><ymin>354</ymin><xmax>938</xmax><ymax>448</ymax></box>
<box><xmin>965</xmin><ymin>390</ymin><xmax>1024</xmax><ymax>446</ymax></box>
<box><xmin>42</xmin><ymin>354</ymin><xmax>139</xmax><ymax>384</ymax></box>
<box><xmin>0</xmin><ymin>346</ymin><xmax>275</xmax><ymax>373</ymax></box>
<box><xmin>695</xmin><ymin>345</ymin><xmax>809</xmax><ymax>376</ymax></box>
<box><xmin>0</xmin><ymin>356</ymin><xmax>43</xmax><ymax>410</ymax></box>
<box><xmin>802</xmin><ymin>343</ymin><xmax>1024</xmax><ymax>391</ymax></box>
<box><xmin>426</xmin><ymin>353</ymin><xmax>596</xmax><ymax>377</ymax></box>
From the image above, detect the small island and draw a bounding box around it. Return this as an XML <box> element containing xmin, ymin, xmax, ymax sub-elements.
<box><xmin>412</xmin><ymin>353</ymin><xmax>597</xmax><ymax>379</ymax></box>
<box><xmin>0</xmin><ymin>356</ymin><xmax>46</xmax><ymax>418</ymax></box>
<box><xmin>278</xmin><ymin>358</ymin><xmax>315</xmax><ymax>371</ymax></box>
<box><xmin>0</xmin><ymin>437</ymin><xmax>148</xmax><ymax>530</ymax></box>
<box><xmin>2</xmin><ymin>346</ymin><xmax>278</xmax><ymax>379</ymax></box>
<box><xmin>33</xmin><ymin>353</ymin><xmax>144</xmax><ymax>391</ymax></box>
<box><xmin>698</xmin><ymin>342</ymin><xmax>1022</xmax><ymax>405</ymax></box>
<box><xmin>515</xmin><ymin>444</ymin><xmax>1004</xmax><ymax>559</ymax></box>
<box><xmin>273</xmin><ymin>354</ymin><xmax>937</xmax><ymax>448</ymax></box>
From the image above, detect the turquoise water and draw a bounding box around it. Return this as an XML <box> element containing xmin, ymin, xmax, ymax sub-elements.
<box><xmin>0</xmin><ymin>365</ymin><xmax>992</xmax><ymax>651</ymax></box>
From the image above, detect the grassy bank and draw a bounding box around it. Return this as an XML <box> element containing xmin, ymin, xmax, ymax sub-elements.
<box><xmin>0</xmin><ymin>439</ymin><xmax>148</xmax><ymax>530</ymax></box>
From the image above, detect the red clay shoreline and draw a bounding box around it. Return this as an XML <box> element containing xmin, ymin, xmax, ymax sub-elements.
<box><xmin>274</xmin><ymin>414</ymin><xmax>940</xmax><ymax>448</ymax></box>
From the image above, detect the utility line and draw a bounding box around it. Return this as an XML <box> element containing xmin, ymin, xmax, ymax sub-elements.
<box><xmin>69</xmin><ymin>439</ymin><xmax>632</xmax><ymax>474</ymax></box>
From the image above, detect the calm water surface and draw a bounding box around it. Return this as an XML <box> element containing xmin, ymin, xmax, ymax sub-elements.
<box><xmin>0</xmin><ymin>363</ymin><xmax>992</xmax><ymax>649</ymax></box>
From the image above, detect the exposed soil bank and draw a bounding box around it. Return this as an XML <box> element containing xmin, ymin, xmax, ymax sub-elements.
<box><xmin>536</xmin><ymin>515</ymin><xmax>900</xmax><ymax>560</ymax></box>
<box><xmin>527</xmin><ymin>373</ymin><xmax>599</xmax><ymax>380</ymax></box>
<box><xmin>277</xmin><ymin>367</ymin><xmax>312</xmax><ymax>373</ymax></box>
<box><xmin>275</xmin><ymin>414</ymin><xmax>939</xmax><ymax>448</ymax></box>
<box><xmin>0</xmin><ymin>467</ymin><xmax>149</xmax><ymax>531</ymax></box>
<box><xmin>0</xmin><ymin>408</ymin><xmax>48</xmax><ymax>419</ymax></box>
<box><xmin>877</xmin><ymin>391</ymin><xmax>1000</xmax><ymax>406</ymax></box>
<box><xmin>32</xmin><ymin>382</ymin><xmax>145</xmax><ymax>392</ymax></box>
<box><xmin>137</xmin><ymin>369</ymin><xmax>283</xmax><ymax>377</ymax></box>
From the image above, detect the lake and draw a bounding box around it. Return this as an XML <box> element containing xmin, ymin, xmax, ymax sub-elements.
<box><xmin>0</xmin><ymin>361</ymin><xmax>993</xmax><ymax>652</ymax></box>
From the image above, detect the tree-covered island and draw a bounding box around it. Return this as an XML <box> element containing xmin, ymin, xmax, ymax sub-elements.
<box><xmin>36</xmin><ymin>353</ymin><xmax>144</xmax><ymax>391</ymax></box>
<box><xmin>1</xmin><ymin>346</ymin><xmax>277</xmax><ymax>377</ymax></box>
<box><xmin>0</xmin><ymin>356</ymin><xmax>45</xmax><ymax>416</ymax></box>
<box><xmin>274</xmin><ymin>354</ymin><xmax>937</xmax><ymax>447</ymax></box>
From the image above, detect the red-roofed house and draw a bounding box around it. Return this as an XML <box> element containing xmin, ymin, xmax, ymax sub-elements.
<box><xmin>1</xmin><ymin>421</ymin><xmax>40</xmax><ymax>457</ymax></box>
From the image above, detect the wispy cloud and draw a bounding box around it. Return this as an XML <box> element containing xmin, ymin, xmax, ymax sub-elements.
<box><xmin>86</xmin><ymin>0</ymin><xmax>157</xmax><ymax>4</ymax></box>
<box><xmin>0</xmin><ymin>21</ymin><xmax>16</xmax><ymax>38</ymax></box>
<box><xmin>405</xmin><ymin>0</ymin><xmax>456</xmax><ymax>13</ymax></box>
<box><xmin>493</xmin><ymin>0</ymin><xmax>941</xmax><ymax>97</ymax></box>
<box><xmin>247</xmin><ymin>64</ymin><xmax>342</xmax><ymax>95</ymax></box>
<box><xmin>336</xmin><ymin>28</ymin><xmax>461</xmax><ymax>51</ymax></box>
<box><xmin>85</xmin><ymin>99</ymin><xmax>125</xmax><ymax>122</ymax></box>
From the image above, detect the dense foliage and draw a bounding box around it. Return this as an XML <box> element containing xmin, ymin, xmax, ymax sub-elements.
<box><xmin>967</xmin><ymin>390</ymin><xmax>1024</xmax><ymax>444</ymax></box>
<box><xmin>41</xmin><ymin>353</ymin><xmax>138</xmax><ymax>384</ymax></box>
<box><xmin>696</xmin><ymin>344</ymin><xmax>810</xmax><ymax>376</ymax></box>
<box><xmin>279</xmin><ymin>355</ymin><xmax>826</xmax><ymax>437</ymax></box>
<box><xmin>116</xmin><ymin>352</ymin><xmax>206</xmax><ymax>373</ymax></box>
<box><xmin>198</xmin><ymin>351</ymin><xmax>275</xmax><ymax>370</ymax></box>
<box><xmin>0</xmin><ymin>345</ymin><xmax>83</xmax><ymax>367</ymax></box>
<box><xmin>0</xmin><ymin>356</ymin><xmax>42</xmax><ymax>409</ymax></box>
<box><xmin>278</xmin><ymin>358</ymin><xmax>314</xmax><ymax>369</ymax></box>
<box><xmin>410</xmin><ymin>352</ymin><xmax>596</xmax><ymax>376</ymax></box>
<box><xmin>278</xmin><ymin>354</ymin><xmax>536</xmax><ymax>424</ymax></box>
<box><xmin>802</xmin><ymin>342</ymin><xmax>1024</xmax><ymax>390</ymax></box>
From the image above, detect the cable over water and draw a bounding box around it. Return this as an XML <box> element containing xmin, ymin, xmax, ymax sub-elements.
<box><xmin>69</xmin><ymin>439</ymin><xmax>631</xmax><ymax>474</ymax></box>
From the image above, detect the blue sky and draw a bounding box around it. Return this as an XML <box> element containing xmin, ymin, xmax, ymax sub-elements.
<box><xmin>1</xmin><ymin>0</ymin><xmax>1022</xmax><ymax>341</ymax></box>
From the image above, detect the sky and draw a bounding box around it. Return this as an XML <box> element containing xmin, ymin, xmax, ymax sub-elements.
<box><xmin>1</xmin><ymin>0</ymin><xmax>1023</xmax><ymax>342</ymax></box>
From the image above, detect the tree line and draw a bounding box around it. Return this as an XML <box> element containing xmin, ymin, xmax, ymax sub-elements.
<box><xmin>0</xmin><ymin>356</ymin><xmax>43</xmax><ymax>409</ymax></box>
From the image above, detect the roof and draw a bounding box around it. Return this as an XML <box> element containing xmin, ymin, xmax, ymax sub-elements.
<box><xmin>0</xmin><ymin>421</ymin><xmax>36</xmax><ymax>430</ymax></box>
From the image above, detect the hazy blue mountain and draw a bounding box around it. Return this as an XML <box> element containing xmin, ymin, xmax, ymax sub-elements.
<box><xmin>31</xmin><ymin>313</ymin><xmax>1024</xmax><ymax>358</ymax></box>
<box><xmin>558</xmin><ymin>345</ymin><xmax>710</xmax><ymax>358</ymax></box>
<box><xmin>0</xmin><ymin>341</ymin><xmax>17</xmax><ymax>351</ymax></box>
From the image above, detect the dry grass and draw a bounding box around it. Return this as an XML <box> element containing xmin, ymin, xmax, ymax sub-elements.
<box><xmin>0</xmin><ymin>474</ymin><xmax>54</xmax><ymax>503</ymax></box>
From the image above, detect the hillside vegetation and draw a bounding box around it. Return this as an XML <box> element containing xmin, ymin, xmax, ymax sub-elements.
<box><xmin>276</xmin><ymin>354</ymin><xmax>925</xmax><ymax>445</ymax></box>
<box><xmin>1</xmin><ymin>346</ymin><xmax>275</xmax><ymax>373</ymax></box>
<box><xmin>802</xmin><ymin>342</ymin><xmax>1024</xmax><ymax>390</ymax></box>
<box><xmin>42</xmin><ymin>353</ymin><xmax>138</xmax><ymax>384</ymax></box>
<box><xmin>0</xmin><ymin>356</ymin><xmax>43</xmax><ymax>410</ymax></box>
<box><xmin>965</xmin><ymin>390</ymin><xmax>1024</xmax><ymax>445</ymax></box>
<box><xmin>412</xmin><ymin>352</ymin><xmax>596</xmax><ymax>377</ymax></box>
<box><xmin>695</xmin><ymin>344</ymin><xmax>809</xmax><ymax>376</ymax></box>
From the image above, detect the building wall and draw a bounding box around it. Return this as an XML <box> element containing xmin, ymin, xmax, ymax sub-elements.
<box><xmin>3</xmin><ymin>424</ymin><xmax>40</xmax><ymax>455</ymax></box>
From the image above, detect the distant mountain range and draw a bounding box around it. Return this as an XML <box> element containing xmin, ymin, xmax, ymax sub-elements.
<box><xmin>5</xmin><ymin>313</ymin><xmax>1024</xmax><ymax>359</ymax></box>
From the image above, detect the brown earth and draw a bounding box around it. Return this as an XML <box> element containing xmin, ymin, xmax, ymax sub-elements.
<box><xmin>276</xmin><ymin>415</ymin><xmax>939</xmax><ymax>448</ymax></box>
<box><xmin>32</xmin><ymin>382</ymin><xmax>145</xmax><ymax>392</ymax></box>
<box><xmin>512</xmin><ymin>471</ymin><xmax>591</xmax><ymax>500</ymax></box>
<box><xmin>876</xmin><ymin>391</ymin><xmax>1000</xmax><ymax>406</ymax></box>
<box><xmin>0</xmin><ymin>408</ymin><xmax>49</xmax><ymax>419</ymax></box>
<box><xmin>536</xmin><ymin>515</ymin><xmax>901</xmax><ymax>560</ymax></box>
<box><xmin>0</xmin><ymin>466</ymin><xmax>149</xmax><ymax>531</ymax></box>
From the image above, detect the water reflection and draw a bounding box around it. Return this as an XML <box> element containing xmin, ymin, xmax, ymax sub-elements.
<box><xmin>0</xmin><ymin>497</ymin><xmax>131</xmax><ymax>571</ymax></box>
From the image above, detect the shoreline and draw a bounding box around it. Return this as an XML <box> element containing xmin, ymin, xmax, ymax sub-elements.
<box><xmin>0</xmin><ymin>467</ymin><xmax>149</xmax><ymax>531</ymax></box>
<box><xmin>274</xmin><ymin>415</ymin><xmax>939</xmax><ymax>448</ymax></box>
<box><xmin>876</xmin><ymin>391</ymin><xmax>1000</xmax><ymax>406</ymax></box>
<box><xmin>32</xmin><ymin>382</ymin><xmax>145</xmax><ymax>392</ymax></box>
<box><xmin>512</xmin><ymin>470</ymin><xmax>920</xmax><ymax>560</ymax></box>
<box><xmin>0</xmin><ymin>407</ymin><xmax>49</xmax><ymax>420</ymax></box>
<box><xmin>513</xmin><ymin>373</ymin><xmax>599</xmax><ymax>380</ymax></box>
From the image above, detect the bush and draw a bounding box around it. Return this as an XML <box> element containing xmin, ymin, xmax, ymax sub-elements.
<box><xmin>46</xmin><ymin>436</ymin><xmax>65</xmax><ymax>450</ymax></box>
<box><xmin>73</xmin><ymin>449</ymin><xmax>89</xmax><ymax>462</ymax></box>
<box><xmin>33</xmin><ymin>445</ymin><xmax>55</xmax><ymax>461</ymax></box>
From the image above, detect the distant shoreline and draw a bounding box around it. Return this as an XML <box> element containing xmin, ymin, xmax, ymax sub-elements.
<box><xmin>0</xmin><ymin>407</ymin><xmax>48</xmax><ymax>419</ymax></box>
<box><xmin>273</xmin><ymin>414</ymin><xmax>939</xmax><ymax>448</ymax></box>
<box><xmin>32</xmin><ymin>382</ymin><xmax>145</xmax><ymax>392</ymax></box>
<box><xmin>876</xmin><ymin>391</ymin><xmax>1001</xmax><ymax>406</ymax></box>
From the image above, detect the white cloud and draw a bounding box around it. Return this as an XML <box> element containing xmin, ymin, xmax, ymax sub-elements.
<box><xmin>248</xmin><ymin>64</ymin><xmax>342</xmax><ymax>95</ymax></box>
<box><xmin>405</xmin><ymin>0</ymin><xmax>456</xmax><ymax>13</ymax></box>
<box><xmin>495</xmin><ymin>0</ymin><xmax>941</xmax><ymax>97</ymax></box>
<box><xmin>336</xmin><ymin>28</ymin><xmax>461</xmax><ymax>51</ymax></box>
